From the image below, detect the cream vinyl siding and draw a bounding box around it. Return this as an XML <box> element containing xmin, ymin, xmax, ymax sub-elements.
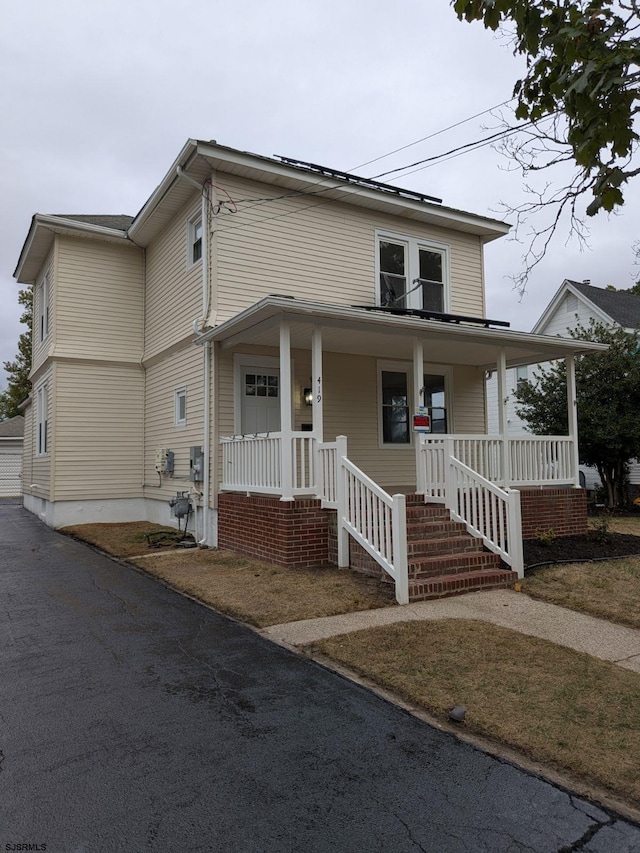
<box><xmin>30</xmin><ymin>365</ymin><xmax>54</xmax><ymax>500</ymax></box>
<box><xmin>55</xmin><ymin>237</ymin><xmax>144</xmax><ymax>362</ymax></box>
<box><xmin>143</xmin><ymin>343</ymin><xmax>204</xmax><ymax>500</ymax></box>
<box><xmin>217</xmin><ymin>348</ymin><xmax>486</xmax><ymax>491</ymax></box>
<box><xmin>213</xmin><ymin>174</ymin><xmax>485</xmax><ymax>322</ymax></box>
<box><xmin>145</xmin><ymin>192</ymin><xmax>205</xmax><ymax>361</ymax></box>
<box><xmin>22</xmin><ymin>401</ymin><xmax>34</xmax><ymax>499</ymax></box>
<box><xmin>31</xmin><ymin>250</ymin><xmax>55</xmax><ymax>376</ymax></box>
<box><xmin>53</xmin><ymin>361</ymin><xmax>143</xmax><ymax>500</ymax></box>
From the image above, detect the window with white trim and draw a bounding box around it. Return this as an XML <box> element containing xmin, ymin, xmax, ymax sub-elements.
<box><xmin>187</xmin><ymin>215</ymin><xmax>203</xmax><ymax>267</ymax></box>
<box><xmin>37</xmin><ymin>385</ymin><xmax>48</xmax><ymax>455</ymax></box>
<box><xmin>515</xmin><ymin>365</ymin><xmax>528</xmax><ymax>389</ymax></box>
<box><xmin>175</xmin><ymin>387</ymin><xmax>186</xmax><ymax>427</ymax></box>
<box><xmin>38</xmin><ymin>274</ymin><xmax>50</xmax><ymax>342</ymax></box>
<box><xmin>380</xmin><ymin>368</ymin><xmax>410</xmax><ymax>445</ymax></box>
<box><xmin>377</xmin><ymin>232</ymin><xmax>448</xmax><ymax>313</ymax></box>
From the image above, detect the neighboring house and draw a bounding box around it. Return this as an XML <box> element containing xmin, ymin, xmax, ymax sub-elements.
<box><xmin>13</xmin><ymin>140</ymin><xmax>607</xmax><ymax>604</ymax></box>
<box><xmin>487</xmin><ymin>279</ymin><xmax>640</xmax><ymax>496</ymax></box>
<box><xmin>0</xmin><ymin>415</ymin><xmax>24</xmax><ymax>497</ymax></box>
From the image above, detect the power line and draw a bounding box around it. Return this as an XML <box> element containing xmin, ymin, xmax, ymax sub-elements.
<box><xmin>348</xmin><ymin>98</ymin><xmax>514</xmax><ymax>173</ymax></box>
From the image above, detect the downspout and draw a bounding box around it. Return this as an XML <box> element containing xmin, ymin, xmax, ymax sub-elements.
<box><xmin>176</xmin><ymin>165</ymin><xmax>212</xmax><ymax>544</ymax></box>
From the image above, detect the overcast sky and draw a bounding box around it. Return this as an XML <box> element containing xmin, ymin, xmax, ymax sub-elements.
<box><xmin>2</xmin><ymin>0</ymin><xmax>638</xmax><ymax>390</ymax></box>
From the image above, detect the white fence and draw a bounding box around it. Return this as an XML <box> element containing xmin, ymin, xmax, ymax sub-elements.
<box><xmin>220</xmin><ymin>432</ymin><xmax>316</xmax><ymax>497</ymax></box>
<box><xmin>419</xmin><ymin>434</ymin><xmax>575</xmax><ymax>498</ymax></box>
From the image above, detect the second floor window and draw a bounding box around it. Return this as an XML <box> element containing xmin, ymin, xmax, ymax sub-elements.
<box><xmin>38</xmin><ymin>274</ymin><xmax>50</xmax><ymax>342</ymax></box>
<box><xmin>175</xmin><ymin>387</ymin><xmax>187</xmax><ymax>426</ymax></box>
<box><xmin>377</xmin><ymin>233</ymin><xmax>447</xmax><ymax>313</ymax></box>
<box><xmin>188</xmin><ymin>215</ymin><xmax>203</xmax><ymax>267</ymax></box>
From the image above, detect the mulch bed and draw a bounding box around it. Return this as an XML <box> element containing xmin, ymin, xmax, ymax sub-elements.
<box><xmin>524</xmin><ymin>532</ymin><xmax>640</xmax><ymax>572</ymax></box>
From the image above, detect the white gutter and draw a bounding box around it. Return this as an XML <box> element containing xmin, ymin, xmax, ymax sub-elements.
<box><xmin>176</xmin><ymin>165</ymin><xmax>212</xmax><ymax>545</ymax></box>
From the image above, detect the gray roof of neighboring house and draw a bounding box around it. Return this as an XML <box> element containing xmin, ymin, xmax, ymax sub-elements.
<box><xmin>53</xmin><ymin>214</ymin><xmax>134</xmax><ymax>231</ymax></box>
<box><xmin>568</xmin><ymin>280</ymin><xmax>640</xmax><ymax>328</ymax></box>
<box><xmin>0</xmin><ymin>415</ymin><xmax>24</xmax><ymax>438</ymax></box>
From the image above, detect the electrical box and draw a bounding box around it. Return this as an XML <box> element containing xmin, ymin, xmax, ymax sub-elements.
<box><xmin>169</xmin><ymin>492</ymin><xmax>191</xmax><ymax>519</ymax></box>
<box><xmin>189</xmin><ymin>446</ymin><xmax>204</xmax><ymax>482</ymax></box>
<box><xmin>155</xmin><ymin>448</ymin><xmax>175</xmax><ymax>475</ymax></box>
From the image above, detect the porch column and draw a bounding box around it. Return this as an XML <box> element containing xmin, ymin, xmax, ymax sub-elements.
<box><xmin>311</xmin><ymin>327</ymin><xmax>324</xmax><ymax>440</ymax></box>
<box><xmin>497</xmin><ymin>348</ymin><xmax>510</xmax><ymax>487</ymax></box>
<box><xmin>413</xmin><ymin>337</ymin><xmax>424</xmax><ymax>495</ymax></box>
<box><xmin>279</xmin><ymin>320</ymin><xmax>294</xmax><ymax>501</ymax></box>
<box><xmin>566</xmin><ymin>353</ymin><xmax>580</xmax><ymax>487</ymax></box>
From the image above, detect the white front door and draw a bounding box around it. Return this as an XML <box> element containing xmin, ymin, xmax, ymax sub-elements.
<box><xmin>240</xmin><ymin>367</ymin><xmax>281</xmax><ymax>434</ymax></box>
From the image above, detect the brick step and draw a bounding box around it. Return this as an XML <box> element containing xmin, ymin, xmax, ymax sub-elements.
<box><xmin>408</xmin><ymin>569</ymin><xmax>518</xmax><ymax>602</ymax></box>
<box><xmin>408</xmin><ymin>550</ymin><xmax>501</xmax><ymax>580</ymax></box>
<box><xmin>406</xmin><ymin>519</ymin><xmax>468</xmax><ymax>541</ymax></box>
<box><xmin>405</xmin><ymin>504</ymin><xmax>450</xmax><ymax>521</ymax></box>
<box><xmin>407</xmin><ymin>535</ymin><xmax>482</xmax><ymax>558</ymax></box>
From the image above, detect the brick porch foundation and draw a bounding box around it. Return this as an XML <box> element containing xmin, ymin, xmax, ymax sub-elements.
<box><xmin>519</xmin><ymin>487</ymin><xmax>587</xmax><ymax>539</ymax></box>
<box><xmin>217</xmin><ymin>493</ymin><xmax>329</xmax><ymax>568</ymax></box>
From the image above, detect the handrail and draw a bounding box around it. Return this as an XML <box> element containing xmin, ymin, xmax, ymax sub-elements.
<box><xmin>445</xmin><ymin>453</ymin><xmax>524</xmax><ymax>578</ymax></box>
<box><xmin>336</xmin><ymin>443</ymin><xmax>409</xmax><ymax>605</ymax></box>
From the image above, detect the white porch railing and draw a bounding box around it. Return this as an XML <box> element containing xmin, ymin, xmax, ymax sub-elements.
<box><xmin>220</xmin><ymin>432</ymin><xmax>317</xmax><ymax>496</ymax></box>
<box><xmin>418</xmin><ymin>434</ymin><xmax>576</xmax><ymax>499</ymax></box>
<box><xmin>446</xmin><ymin>455</ymin><xmax>524</xmax><ymax>578</ymax></box>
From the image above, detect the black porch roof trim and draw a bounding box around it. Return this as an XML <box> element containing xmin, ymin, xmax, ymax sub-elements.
<box><xmin>351</xmin><ymin>305</ymin><xmax>510</xmax><ymax>329</ymax></box>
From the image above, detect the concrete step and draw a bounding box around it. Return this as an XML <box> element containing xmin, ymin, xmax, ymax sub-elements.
<box><xmin>408</xmin><ymin>569</ymin><xmax>517</xmax><ymax>602</ymax></box>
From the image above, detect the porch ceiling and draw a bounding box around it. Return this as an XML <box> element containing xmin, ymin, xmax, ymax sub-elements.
<box><xmin>199</xmin><ymin>297</ymin><xmax>608</xmax><ymax>369</ymax></box>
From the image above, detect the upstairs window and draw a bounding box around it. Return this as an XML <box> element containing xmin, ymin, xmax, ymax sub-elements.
<box><xmin>188</xmin><ymin>215</ymin><xmax>203</xmax><ymax>267</ymax></box>
<box><xmin>379</xmin><ymin>240</ymin><xmax>407</xmax><ymax>308</ymax></box>
<box><xmin>377</xmin><ymin>232</ymin><xmax>448</xmax><ymax>313</ymax></box>
<box><xmin>38</xmin><ymin>274</ymin><xmax>50</xmax><ymax>342</ymax></box>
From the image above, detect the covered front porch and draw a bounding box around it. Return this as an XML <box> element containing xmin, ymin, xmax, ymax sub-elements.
<box><xmin>199</xmin><ymin>296</ymin><xmax>607</xmax><ymax>603</ymax></box>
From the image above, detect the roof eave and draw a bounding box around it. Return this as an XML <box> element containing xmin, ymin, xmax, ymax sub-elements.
<box><xmin>14</xmin><ymin>214</ymin><xmax>130</xmax><ymax>284</ymax></box>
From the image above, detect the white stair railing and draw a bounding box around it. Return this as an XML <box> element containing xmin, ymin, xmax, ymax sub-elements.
<box><xmin>444</xmin><ymin>439</ymin><xmax>524</xmax><ymax>579</ymax></box>
<box><xmin>334</xmin><ymin>436</ymin><xmax>409</xmax><ymax>605</ymax></box>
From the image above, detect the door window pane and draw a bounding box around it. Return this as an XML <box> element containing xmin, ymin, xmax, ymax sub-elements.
<box><xmin>423</xmin><ymin>373</ymin><xmax>447</xmax><ymax>433</ymax></box>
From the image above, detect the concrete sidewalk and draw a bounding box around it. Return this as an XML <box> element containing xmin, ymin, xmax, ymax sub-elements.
<box><xmin>263</xmin><ymin>589</ymin><xmax>640</xmax><ymax>673</ymax></box>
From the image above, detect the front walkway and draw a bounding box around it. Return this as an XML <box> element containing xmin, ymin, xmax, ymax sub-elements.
<box><xmin>263</xmin><ymin>589</ymin><xmax>640</xmax><ymax>674</ymax></box>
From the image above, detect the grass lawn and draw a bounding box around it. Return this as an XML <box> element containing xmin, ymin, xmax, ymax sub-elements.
<box><xmin>313</xmin><ymin>619</ymin><xmax>640</xmax><ymax>808</ymax></box>
<box><xmin>523</xmin><ymin>557</ymin><xmax>640</xmax><ymax>628</ymax></box>
<box><xmin>60</xmin><ymin>521</ymin><xmax>395</xmax><ymax>627</ymax></box>
<box><xmin>594</xmin><ymin>514</ymin><xmax>640</xmax><ymax>536</ymax></box>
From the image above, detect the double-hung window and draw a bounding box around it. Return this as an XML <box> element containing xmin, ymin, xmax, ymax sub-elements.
<box><xmin>377</xmin><ymin>232</ymin><xmax>448</xmax><ymax>313</ymax></box>
<box><xmin>37</xmin><ymin>385</ymin><xmax>48</xmax><ymax>455</ymax></box>
<box><xmin>188</xmin><ymin>215</ymin><xmax>203</xmax><ymax>267</ymax></box>
<box><xmin>38</xmin><ymin>274</ymin><xmax>50</xmax><ymax>342</ymax></box>
<box><xmin>378</xmin><ymin>362</ymin><xmax>450</xmax><ymax>445</ymax></box>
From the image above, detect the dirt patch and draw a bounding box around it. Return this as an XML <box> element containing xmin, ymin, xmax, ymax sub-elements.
<box><xmin>314</xmin><ymin>619</ymin><xmax>640</xmax><ymax>809</ymax></box>
<box><xmin>60</xmin><ymin>521</ymin><xmax>191</xmax><ymax>558</ymax></box>
<box><xmin>59</xmin><ymin>521</ymin><xmax>395</xmax><ymax>627</ymax></box>
<box><xmin>130</xmin><ymin>549</ymin><xmax>395</xmax><ymax>627</ymax></box>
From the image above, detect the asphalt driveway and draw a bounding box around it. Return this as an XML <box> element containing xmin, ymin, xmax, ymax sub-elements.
<box><xmin>1</xmin><ymin>502</ymin><xmax>639</xmax><ymax>852</ymax></box>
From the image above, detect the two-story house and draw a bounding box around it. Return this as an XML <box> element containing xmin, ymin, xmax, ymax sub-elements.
<box><xmin>14</xmin><ymin>140</ymin><xmax>607</xmax><ymax>604</ymax></box>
